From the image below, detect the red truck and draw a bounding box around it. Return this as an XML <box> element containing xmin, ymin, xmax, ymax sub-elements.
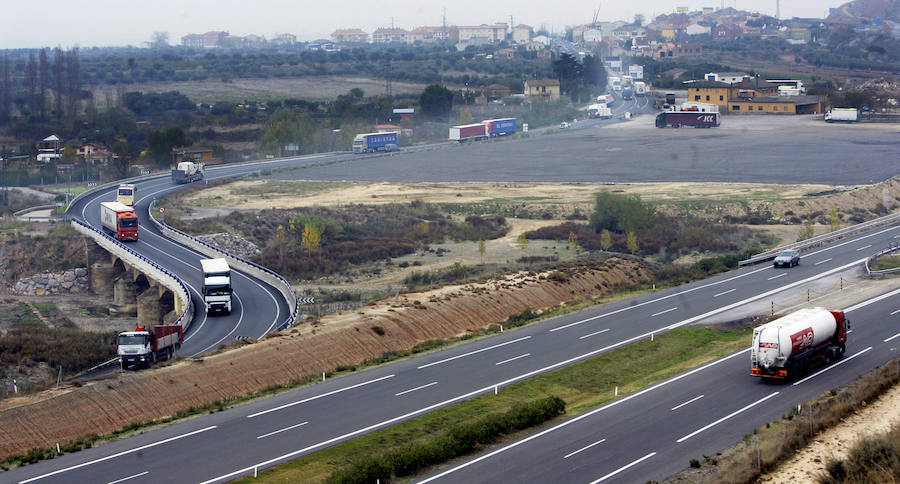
<box><xmin>117</xmin><ymin>324</ymin><xmax>184</xmax><ymax>370</ymax></box>
<box><xmin>100</xmin><ymin>201</ymin><xmax>139</xmax><ymax>241</ymax></box>
<box><xmin>449</xmin><ymin>123</ymin><xmax>489</xmax><ymax>142</ymax></box>
<box><xmin>655</xmin><ymin>111</ymin><xmax>719</xmax><ymax>128</ymax></box>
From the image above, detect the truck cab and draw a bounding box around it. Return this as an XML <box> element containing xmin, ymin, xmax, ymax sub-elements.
<box><xmin>118</xmin><ymin>329</ymin><xmax>153</xmax><ymax>369</ymax></box>
<box><xmin>201</xmin><ymin>258</ymin><xmax>232</xmax><ymax>314</ymax></box>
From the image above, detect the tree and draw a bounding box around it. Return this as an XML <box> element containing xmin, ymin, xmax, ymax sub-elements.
<box><xmin>301</xmin><ymin>223</ymin><xmax>321</xmax><ymax>256</ymax></box>
<box><xmin>552</xmin><ymin>53</ymin><xmax>584</xmax><ymax>99</ymax></box>
<box><xmin>53</xmin><ymin>47</ymin><xmax>64</xmax><ymax>120</ymax></box>
<box><xmin>582</xmin><ymin>55</ymin><xmax>607</xmax><ymax>89</ymax></box>
<box><xmin>626</xmin><ymin>231</ymin><xmax>639</xmax><ymax>254</ymax></box>
<box><xmin>600</xmin><ymin>229</ymin><xmax>612</xmax><ymax>251</ymax></box>
<box><xmin>151</xmin><ymin>31</ymin><xmax>170</xmax><ymax>48</ymax></box>
<box><xmin>798</xmin><ymin>217</ymin><xmax>815</xmax><ymax>241</ymax></box>
<box><xmin>418</xmin><ymin>84</ymin><xmax>453</xmax><ymax>119</ymax></box>
<box><xmin>590</xmin><ymin>191</ymin><xmax>655</xmax><ymax>234</ymax></box>
<box><xmin>60</xmin><ymin>144</ymin><xmax>77</xmax><ymax>162</ymax></box>
<box><xmin>516</xmin><ymin>232</ymin><xmax>529</xmax><ymax>251</ymax></box>
<box><xmin>147</xmin><ymin>127</ymin><xmax>187</xmax><ymax>164</ymax></box>
<box><xmin>260</xmin><ymin>108</ymin><xmax>316</xmax><ymax>156</ymax></box>
<box><xmin>458</xmin><ymin>108</ymin><xmax>473</xmax><ymax>125</ymax></box>
<box><xmin>478</xmin><ymin>239</ymin><xmax>486</xmax><ymax>264</ymax></box>
<box><xmin>567</xmin><ymin>231</ymin><xmax>580</xmax><ymax>252</ymax></box>
<box><xmin>26</xmin><ymin>52</ymin><xmax>37</xmax><ymax>118</ymax></box>
<box><xmin>38</xmin><ymin>48</ymin><xmax>48</xmax><ymax>120</ymax></box>
<box><xmin>65</xmin><ymin>48</ymin><xmax>80</xmax><ymax>122</ymax></box>
<box><xmin>109</xmin><ymin>140</ymin><xmax>132</xmax><ymax>179</ymax></box>
<box><xmin>829</xmin><ymin>208</ymin><xmax>840</xmax><ymax>232</ymax></box>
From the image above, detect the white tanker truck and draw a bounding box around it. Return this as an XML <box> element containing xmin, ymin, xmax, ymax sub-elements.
<box><xmin>750</xmin><ymin>307</ymin><xmax>848</xmax><ymax>380</ymax></box>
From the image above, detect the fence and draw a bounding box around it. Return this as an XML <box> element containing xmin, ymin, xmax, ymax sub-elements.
<box><xmin>866</xmin><ymin>241</ymin><xmax>900</xmax><ymax>277</ymax></box>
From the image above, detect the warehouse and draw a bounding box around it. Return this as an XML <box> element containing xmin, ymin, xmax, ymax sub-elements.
<box><xmin>728</xmin><ymin>95</ymin><xmax>823</xmax><ymax>114</ymax></box>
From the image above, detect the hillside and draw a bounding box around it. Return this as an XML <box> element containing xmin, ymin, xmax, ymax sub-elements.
<box><xmin>827</xmin><ymin>0</ymin><xmax>900</xmax><ymax>23</ymax></box>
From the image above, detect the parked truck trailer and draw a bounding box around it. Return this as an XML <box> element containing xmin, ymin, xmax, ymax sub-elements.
<box><xmin>118</xmin><ymin>324</ymin><xmax>183</xmax><ymax>370</ymax></box>
<box><xmin>449</xmin><ymin>123</ymin><xmax>489</xmax><ymax>142</ymax></box>
<box><xmin>100</xmin><ymin>201</ymin><xmax>139</xmax><ymax>241</ymax></box>
<box><xmin>825</xmin><ymin>107</ymin><xmax>860</xmax><ymax>123</ymax></box>
<box><xmin>655</xmin><ymin>111</ymin><xmax>719</xmax><ymax>128</ymax></box>
<box><xmin>750</xmin><ymin>307</ymin><xmax>848</xmax><ymax>380</ymax></box>
<box><xmin>352</xmin><ymin>132</ymin><xmax>399</xmax><ymax>153</ymax></box>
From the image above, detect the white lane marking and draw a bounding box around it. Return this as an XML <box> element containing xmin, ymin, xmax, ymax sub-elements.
<box><xmin>193</xmin><ymin>291</ymin><xmax>246</xmax><ymax>356</ymax></box>
<box><xmin>549</xmin><ymin>264</ymin><xmax>773</xmax><ymax>332</ymax></box>
<box><xmin>884</xmin><ymin>333</ymin><xmax>900</xmax><ymax>342</ymax></box>
<box><xmin>815</xmin><ymin>258</ymin><xmax>833</xmax><ymax>265</ymax></box>
<box><xmin>563</xmin><ymin>438</ymin><xmax>606</xmax><ymax>459</ymax></box>
<box><xmin>412</xmin><ymin>349</ymin><xmax>749</xmax><ymax>484</ymax></box>
<box><xmin>856</xmin><ymin>244</ymin><xmax>873</xmax><ymax>251</ymax></box>
<box><xmin>896</xmin><ymin>234</ymin><xmax>900</xmax><ymax>238</ymax></box>
<box><xmin>671</xmin><ymin>394</ymin><xmax>704</xmax><ymax>411</ymax></box>
<box><xmin>890</xmin><ymin>309</ymin><xmax>900</xmax><ymax>316</ymax></box>
<box><xmin>767</xmin><ymin>273</ymin><xmax>787</xmax><ymax>281</ymax></box>
<box><xmin>417</xmin><ymin>336</ymin><xmax>531</xmax><ymax>369</ymax></box>
<box><xmin>676</xmin><ymin>392</ymin><xmax>779</xmax><ymax>443</ymax></box>
<box><xmin>395</xmin><ymin>382</ymin><xmax>438</xmax><ymax>396</ymax></box>
<box><xmin>257</xmin><ymin>421</ymin><xmax>308</xmax><ymax>440</ymax></box>
<box><xmin>589</xmin><ymin>452</ymin><xmax>657</xmax><ymax>483</ymax></box>
<box><xmin>19</xmin><ymin>426</ymin><xmax>216</xmax><ymax>483</ymax></box>
<box><xmin>106</xmin><ymin>471</ymin><xmax>149</xmax><ymax>484</ymax></box>
<box><xmin>793</xmin><ymin>347</ymin><xmax>873</xmax><ymax>386</ymax></box>
<box><xmin>803</xmin><ymin>225</ymin><xmax>900</xmax><ymax>257</ymax></box>
<box><xmin>579</xmin><ymin>328</ymin><xmax>610</xmax><ymax>340</ymax></box>
<box><xmin>247</xmin><ymin>374</ymin><xmax>395</xmax><ymax>418</ymax></box>
<box><xmin>713</xmin><ymin>289</ymin><xmax>735</xmax><ymax>298</ymax></box>
<box><xmin>495</xmin><ymin>353</ymin><xmax>530</xmax><ymax>366</ymax></box>
<box><xmin>846</xmin><ymin>286</ymin><xmax>900</xmax><ymax>312</ymax></box>
<box><xmin>651</xmin><ymin>307</ymin><xmax>677</xmax><ymax>317</ymax></box>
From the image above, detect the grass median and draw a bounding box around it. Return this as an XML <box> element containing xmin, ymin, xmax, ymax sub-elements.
<box><xmin>235</xmin><ymin>323</ymin><xmax>752</xmax><ymax>483</ymax></box>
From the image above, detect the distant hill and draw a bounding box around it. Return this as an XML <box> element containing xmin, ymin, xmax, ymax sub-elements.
<box><xmin>826</xmin><ymin>0</ymin><xmax>900</xmax><ymax>24</ymax></box>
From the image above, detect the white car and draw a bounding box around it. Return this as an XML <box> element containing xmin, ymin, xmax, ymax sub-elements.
<box><xmin>559</xmin><ymin>122</ymin><xmax>569</xmax><ymax>129</ymax></box>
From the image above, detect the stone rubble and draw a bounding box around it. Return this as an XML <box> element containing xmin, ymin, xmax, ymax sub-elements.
<box><xmin>12</xmin><ymin>268</ymin><xmax>89</xmax><ymax>295</ymax></box>
<box><xmin>196</xmin><ymin>233</ymin><xmax>261</xmax><ymax>260</ymax></box>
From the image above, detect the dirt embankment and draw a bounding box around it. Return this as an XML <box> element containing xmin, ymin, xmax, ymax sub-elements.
<box><xmin>0</xmin><ymin>258</ymin><xmax>651</xmax><ymax>458</ymax></box>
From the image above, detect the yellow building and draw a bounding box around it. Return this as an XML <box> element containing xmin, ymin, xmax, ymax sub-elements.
<box><xmin>688</xmin><ymin>81</ymin><xmax>735</xmax><ymax>108</ymax></box>
<box><xmin>728</xmin><ymin>95</ymin><xmax>823</xmax><ymax>114</ymax></box>
<box><xmin>524</xmin><ymin>79</ymin><xmax>561</xmax><ymax>100</ymax></box>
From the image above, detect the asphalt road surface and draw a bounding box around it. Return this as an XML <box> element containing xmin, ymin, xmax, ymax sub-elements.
<box><xmin>8</xmin><ymin>224</ymin><xmax>899</xmax><ymax>484</ymax></box>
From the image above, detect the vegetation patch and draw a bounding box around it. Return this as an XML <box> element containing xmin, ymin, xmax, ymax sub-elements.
<box><xmin>234</xmin><ymin>325</ymin><xmax>750</xmax><ymax>483</ymax></box>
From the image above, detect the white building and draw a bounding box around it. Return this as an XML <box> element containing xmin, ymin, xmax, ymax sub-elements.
<box><xmin>686</xmin><ymin>24</ymin><xmax>711</xmax><ymax>35</ymax></box>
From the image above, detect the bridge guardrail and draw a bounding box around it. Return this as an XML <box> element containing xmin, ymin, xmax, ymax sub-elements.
<box><xmin>739</xmin><ymin>211</ymin><xmax>900</xmax><ymax>266</ymax></box>
<box><xmin>148</xmin><ymin>200</ymin><xmax>298</xmax><ymax>332</ymax></box>
<box><xmin>70</xmin><ymin>217</ymin><xmax>193</xmax><ymax>331</ymax></box>
<box><xmin>866</xmin><ymin>241</ymin><xmax>900</xmax><ymax>277</ymax></box>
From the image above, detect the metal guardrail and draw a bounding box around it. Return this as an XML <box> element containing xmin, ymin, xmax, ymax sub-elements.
<box><xmin>148</xmin><ymin>200</ymin><xmax>299</xmax><ymax>332</ymax></box>
<box><xmin>866</xmin><ymin>241</ymin><xmax>900</xmax><ymax>277</ymax></box>
<box><xmin>739</xmin><ymin>212</ymin><xmax>900</xmax><ymax>266</ymax></box>
<box><xmin>70</xmin><ymin>217</ymin><xmax>194</xmax><ymax>330</ymax></box>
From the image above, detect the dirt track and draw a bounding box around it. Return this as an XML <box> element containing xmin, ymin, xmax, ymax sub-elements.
<box><xmin>0</xmin><ymin>258</ymin><xmax>650</xmax><ymax>458</ymax></box>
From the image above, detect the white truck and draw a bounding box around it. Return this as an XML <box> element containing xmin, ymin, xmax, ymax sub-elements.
<box><xmin>100</xmin><ymin>201</ymin><xmax>139</xmax><ymax>241</ymax></box>
<box><xmin>201</xmin><ymin>258</ymin><xmax>232</xmax><ymax>314</ymax></box>
<box><xmin>825</xmin><ymin>108</ymin><xmax>860</xmax><ymax>123</ymax></box>
<box><xmin>587</xmin><ymin>104</ymin><xmax>613</xmax><ymax>119</ymax></box>
<box><xmin>171</xmin><ymin>161</ymin><xmax>204</xmax><ymax>184</ymax></box>
<box><xmin>750</xmin><ymin>307</ymin><xmax>848</xmax><ymax>380</ymax></box>
<box><xmin>118</xmin><ymin>324</ymin><xmax>183</xmax><ymax>370</ymax></box>
<box><xmin>633</xmin><ymin>82</ymin><xmax>647</xmax><ymax>96</ymax></box>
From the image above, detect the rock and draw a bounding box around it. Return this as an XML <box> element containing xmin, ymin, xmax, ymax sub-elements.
<box><xmin>63</xmin><ymin>271</ymin><xmax>76</xmax><ymax>282</ymax></box>
<box><xmin>74</xmin><ymin>268</ymin><xmax>87</xmax><ymax>277</ymax></box>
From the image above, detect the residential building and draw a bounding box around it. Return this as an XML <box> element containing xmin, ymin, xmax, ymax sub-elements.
<box><xmin>687</xmin><ymin>80</ymin><xmax>735</xmax><ymax>108</ymax></box>
<box><xmin>392</xmin><ymin>108</ymin><xmax>415</xmax><ymax>121</ymax></box>
<box><xmin>685</xmin><ymin>23</ymin><xmax>711</xmax><ymax>35</ymax></box>
<box><xmin>78</xmin><ymin>143</ymin><xmax>113</xmax><ymax>165</ymax></box>
<box><xmin>612</xmin><ymin>25</ymin><xmax>647</xmax><ymax>39</ymax></box>
<box><xmin>272</xmin><ymin>33</ymin><xmax>296</xmax><ymax>46</ymax></box>
<box><xmin>372</xmin><ymin>28</ymin><xmax>409</xmax><ymax>44</ymax></box>
<box><xmin>201</xmin><ymin>31</ymin><xmax>229</xmax><ymax>48</ymax></box>
<box><xmin>173</xmin><ymin>147</ymin><xmax>216</xmax><ymax>165</ymax></box>
<box><xmin>512</xmin><ymin>24</ymin><xmax>533</xmax><ymax>43</ymax></box>
<box><xmin>181</xmin><ymin>34</ymin><xmax>204</xmax><ymax>48</ymax></box>
<box><xmin>37</xmin><ymin>135</ymin><xmax>62</xmax><ymax>163</ymax></box>
<box><xmin>728</xmin><ymin>95</ymin><xmax>823</xmax><ymax>114</ymax></box>
<box><xmin>409</xmin><ymin>26</ymin><xmax>451</xmax><ymax>43</ymax></box>
<box><xmin>532</xmin><ymin>35</ymin><xmax>551</xmax><ymax>46</ymax></box>
<box><xmin>331</xmin><ymin>29</ymin><xmax>369</xmax><ymax>43</ymax></box>
<box><xmin>713</xmin><ymin>23</ymin><xmax>743</xmax><ymax>40</ymax></box>
<box><xmin>705</xmin><ymin>72</ymin><xmax>748</xmax><ymax>84</ymax></box>
<box><xmin>652</xmin><ymin>42</ymin><xmax>702</xmax><ymax>58</ymax></box>
<box><xmin>457</xmin><ymin>23</ymin><xmax>507</xmax><ymax>44</ymax></box>
<box><xmin>583</xmin><ymin>29</ymin><xmax>604</xmax><ymax>43</ymax></box>
<box><xmin>524</xmin><ymin>79</ymin><xmax>560</xmax><ymax>99</ymax></box>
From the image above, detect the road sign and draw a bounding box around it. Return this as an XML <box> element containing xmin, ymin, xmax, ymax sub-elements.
<box><xmin>158</xmin><ymin>207</ymin><xmax>165</xmax><ymax>214</ymax></box>
<box><xmin>298</xmin><ymin>297</ymin><xmax>315</xmax><ymax>304</ymax></box>
<box><xmin>141</xmin><ymin>169</ymin><xmax>151</xmax><ymax>175</ymax></box>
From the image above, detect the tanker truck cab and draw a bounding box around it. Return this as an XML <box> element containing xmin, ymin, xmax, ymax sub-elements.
<box><xmin>201</xmin><ymin>258</ymin><xmax>232</xmax><ymax>314</ymax></box>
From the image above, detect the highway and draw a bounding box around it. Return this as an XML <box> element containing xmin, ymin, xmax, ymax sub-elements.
<box><xmin>7</xmin><ymin>218</ymin><xmax>899</xmax><ymax>483</ymax></box>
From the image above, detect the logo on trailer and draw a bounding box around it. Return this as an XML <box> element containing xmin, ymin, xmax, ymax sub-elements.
<box><xmin>790</xmin><ymin>327</ymin><xmax>814</xmax><ymax>353</ymax></box>
<box><xmin>699</xmin><ymin>115</ymin><xmax>715</xmax><ymax>123</ymax></box>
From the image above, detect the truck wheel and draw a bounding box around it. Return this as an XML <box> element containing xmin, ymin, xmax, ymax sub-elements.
<box><xmin>672</xmin><ymin>123</ymin><xmax>680</xmax><ymax>128</ymax></box>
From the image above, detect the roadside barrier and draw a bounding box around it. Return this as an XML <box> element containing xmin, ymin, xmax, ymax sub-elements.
<box><xmin>866</xmin><ymin>241</ymin><xmax>900</xmax><ymax>277</ymax></box>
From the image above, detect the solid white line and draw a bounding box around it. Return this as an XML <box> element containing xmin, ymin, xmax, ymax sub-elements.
<box><xmin>247</xmin><ymin>374</ymin><xmax>395</xmax><ymax>418</ymax></box>
<box><xmin>589</xmin><ymin>452</ymin><xmax>657</xmax><ymax>483</ymax></box>
<box><xmin>713</xmin><ymin>289</ymin><xmax>735</xmax><ymax>298</ymax></box>
<box><xmin>815</xmin><ymin>258</ymin><xmax>833</xmax><ymax>265</ymax></box>
<box><xmin>257</xmin><ymin>421</ymin><xmax>308</xmax><ymax>440</ymax></box>
<box><xmin>884</xmin><ymin>333</ymin><xmax>900</xmax><ymax>342</ymax></box>
<box><xmin>891</xmin><ymin>309</ymin><xmax>900</xmax><ymax>316</ymax></box>
<box><xmin>793</xmin><ymin>347</ymin><xmax>873</xmax><ymax>386</ymax></box>
<box><xmin>414</xmin><ymin>349</ymin><xmax>750</xmax><ymax>484</ymax></box>
<box><xmin>563</xmin><ymin>438</ymin><xmax>606</xmax><ymax>459</ymax></box>
<box><xmin>846</xmin><ymin>287</ymin><xmax>900</xmax><ymax>313</ymax></box>
<box><xmin>671</xmin><ymin>394</ymin><xmax>704</xmax><ymax>411</ymax></box>
<box><xmin>579</xmin><ymin>328</ymin><xmax>610</xmax><ymax>340</ymax></box>
<box><xmin>395</xmin><ymin>382</ymin><xmax>438</xmax><ymax>396</ymax></box>
<box><xmin>417</xmin><ymin>336</ymin><xmax>531</xmax><ymax>369</ymax></box>
<box><xmin>496</xmin><ymin>353</ymin><xmax>530</xmax><ymax>366</ymax></box>
<box><xmin>856</xmin><ymin>244</ymin><xmax>873</xmax><ymax>251</ymax></box>
<box><xmin>767</xmin><ymin>273</ymin><xmax>787</xmax><ymax>281</ymax></box>
<box><xmin>106</xmin><ymin>471</ymin><xmax>149</xmax><ymax>484</ymax></box>
<box><xmin>19</xmin><ymin>426</ymin><xmax>216</xmax><ymax>483</ymax></box>
<box><xmin>193</xmin><ymin>291</ymin><xmax>246</xmax><ymax>356</ymax></box>
<box><xmin>895</xmin><ymin>234</ymin><xmax>900</xmax><ymax>238</ymax></box>
<box><xmin>676</xmin><ymin>392</ymin><xmax>779</xmax><ymax>443</ymax></box>
<box><xmin>651</xmin><ymin>307</ymin><xmax>677</xmax><ymax>317</ymax></box>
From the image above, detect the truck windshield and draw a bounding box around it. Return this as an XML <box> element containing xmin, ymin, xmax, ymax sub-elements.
<box><xmin>204</xmin><ymin>284</ymin><xmax>232</xmax><ymax>296</ymax></box>
<box><xmin>118</xmin><ymin>334</ymin><xmax>149</xmax><ymax>345</ymax></box>
<box><xmin>118</xmin><ymin>188</ymin><xmax>133</xmax><ymax>196</ymax></box>
<box><xmin>119</xmin><ymin>218</ymin><xmax>138</xmax><ymax>228</ymax></box>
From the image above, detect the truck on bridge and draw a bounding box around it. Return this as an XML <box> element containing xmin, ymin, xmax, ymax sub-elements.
<box><xmin>100</xmin><ymin>201</ymin><xmax>139</xmax><ymax>241</ymax></box>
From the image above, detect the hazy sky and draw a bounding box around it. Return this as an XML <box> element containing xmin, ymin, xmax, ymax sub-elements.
<box><xmin>2</xmin><ymin>0</ymin><xmax>848</xmax><ymax>49</ymax></box>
